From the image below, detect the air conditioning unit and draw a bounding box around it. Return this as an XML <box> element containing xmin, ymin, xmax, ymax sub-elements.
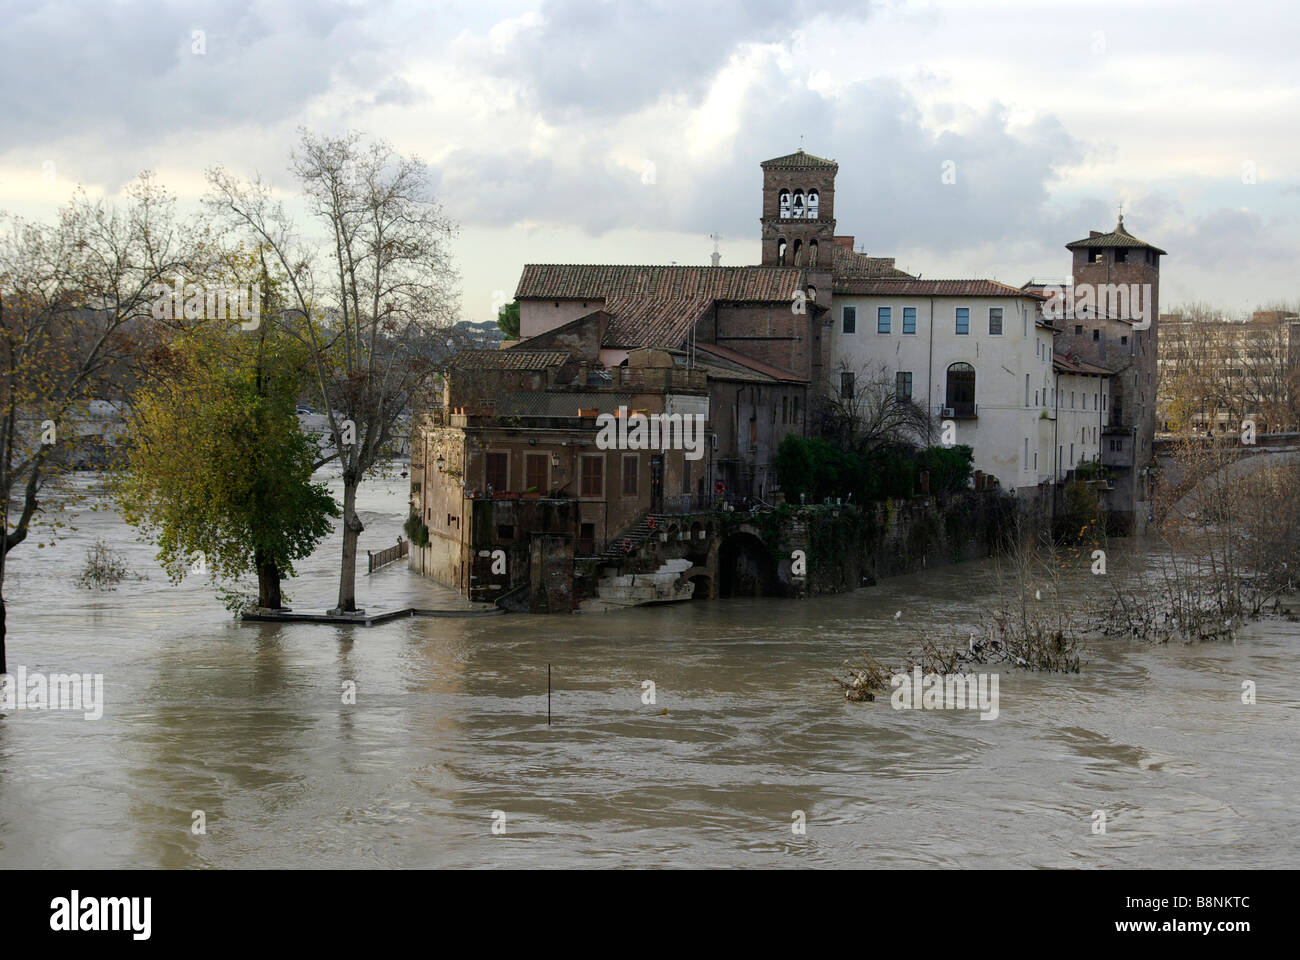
<box><xmin>942</xmin><ymin>407</ymin><xmax>955</xmax><ymax>418</ymax></box>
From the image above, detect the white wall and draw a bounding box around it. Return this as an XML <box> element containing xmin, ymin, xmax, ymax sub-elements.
<box><xmin>831</xmin><ymin>293</ymin><xmax>1052</xmax><ymax>491</ymax></box>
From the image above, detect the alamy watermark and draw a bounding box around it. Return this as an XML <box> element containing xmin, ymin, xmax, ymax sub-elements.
<box><xmin>1</xmin><ymin>668</ymin><xmax>104</xmax><ymax>720</ymax></box>
<box><xmin>595</xmin><ymin>406</ymin><xmax>706</xmax><ymax>460</ymax></box>
<box><xmin>150</xmin><ymin>277</ymin><xmax>260</xmax><ymax>329</ymax></box>
<box><xmin>1040</xmin><ymin>282</ymin><xmax>1153</xmax><ymax>330</ymax></box>
<box><xmin>890</xmin><ymin>666</ymin><xmax>999</xmax><ymax>720</ymax></box>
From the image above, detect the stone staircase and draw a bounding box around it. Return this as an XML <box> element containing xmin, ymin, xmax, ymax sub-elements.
<box><xmin>592</xmin><ymin>512</ymin><xmax>668</xmax><ymax>560</ymax></box>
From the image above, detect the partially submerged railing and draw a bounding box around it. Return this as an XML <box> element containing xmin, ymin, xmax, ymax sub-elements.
<box><xmin>367</xmin><ymin>537</ymin><xmax>409</xmax><ymax>574</ymax></box>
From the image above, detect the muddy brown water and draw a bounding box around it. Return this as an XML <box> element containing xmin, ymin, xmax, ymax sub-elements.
<box><xmin>1</xmin><ymin>473</ymin><xmax>1296</xmax><ymax>868</ymax></box>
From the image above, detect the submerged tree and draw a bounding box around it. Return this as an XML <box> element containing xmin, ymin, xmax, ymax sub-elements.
<box><xmin>206</xmin><ymin>129</ymin><xmax>459</xmax><ymax>614</ymax></box>
<box><xmin>117</xmin><ymin>280</ymin><xmax>337</xmax><ymax>611</ymax></box>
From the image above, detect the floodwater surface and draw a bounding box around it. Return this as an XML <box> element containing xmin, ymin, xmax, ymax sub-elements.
<box><xmin>1</xmin><ymin>473</ymin><xmax>1296</xmax><ymax>868</ymax></box>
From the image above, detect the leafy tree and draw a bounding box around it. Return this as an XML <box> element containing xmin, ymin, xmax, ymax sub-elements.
<box><xmin>117</xmin><ymin>304</ymin><xmax>337</xmax><ymax>611</ymax></box>
<box><xmin>496</xmin><ymin>299</ymin><xmax>520</xmax><ymax>339</ymax></box>
<box><xmin>207</xmin><ymin>129</ymin><xmax>459</xmax><ymax>614</ymax></box>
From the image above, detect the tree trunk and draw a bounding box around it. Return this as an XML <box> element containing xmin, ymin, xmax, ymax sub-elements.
<box><xmin>335</xmin><ymin>478</ymin><xmax>363</xmax><ymax>612</ymax></box>
<box><xmin>255</xmin><ymin>551</ymin><xmax>283</xmax><ymax>610</ymax></box>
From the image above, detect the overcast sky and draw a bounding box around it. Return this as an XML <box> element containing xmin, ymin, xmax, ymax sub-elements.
<box><xmin>2</xmin><ymin>0</ymin><xmax>1296</xmax><ymax>323</ymax></box>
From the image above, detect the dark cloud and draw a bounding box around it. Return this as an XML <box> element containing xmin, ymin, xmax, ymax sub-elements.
<box><xmin>440</xmin><ymin>68</ymin><xmax>1092</xmax><ymax>270</ymax></box>
<box><xmin>473</xmin><ymin>0</ymin><xmax>876</xmax><ymax>120</ymax></box>
<box><xmin>0</xmin><ymin>0</ymin><xmax>396</xmax><ymax>153</ymax></box>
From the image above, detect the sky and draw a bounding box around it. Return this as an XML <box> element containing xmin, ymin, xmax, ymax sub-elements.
<box><xmin>1</xmin><ymin>0</ymin><xmax>1296</xmax><ymax>324</ymax></box>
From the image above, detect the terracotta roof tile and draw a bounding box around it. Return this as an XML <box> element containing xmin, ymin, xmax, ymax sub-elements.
<box><xmin>831</xmin><ymin>279</ymin><xmax>1046</xmax><ymax>299</ymax></box>
<box><xmin>450</xmin><ymin>349</ymin><xmax>570</xmax><ymax>370</ymax></box>
<box><xmin>515</xmin><ymin>264</ymin><xmax>810</xmax><ymax>348</ymax></box>
<box><xmin>1065</xmin><ymin>217</ymin><xmax>1167</xmax><ymax>255</ymax></box>
<box><xmin>760</xmin><ymin>149</ymin><xmax>838</xmax><ymax>169</ymax></box>
<box><xmin>830</xmin><ymin>245</ymin><xmax>916</xmax><ymax>280</ymax></box>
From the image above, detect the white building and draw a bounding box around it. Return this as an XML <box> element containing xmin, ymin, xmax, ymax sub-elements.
<box><xmin>830</xmin><ymin>279</ymin><xmax>1110</xmax><ymax>490</ymax></box>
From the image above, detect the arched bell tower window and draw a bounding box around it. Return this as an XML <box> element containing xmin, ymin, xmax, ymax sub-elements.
<box><xmin>792</xmin><ymin>239</ymin><xmax>803</xmax><ymax>266</ymax></box>
<box><xmin>807</xmin><ymin>285</ymin><xmax>817</xmax><ymax>302</ymax></box>
<box><xmin>791</xmin><ymin>190</ymin><xmax>805</xmax><ymax>219</ymax></box>
<box><xmin>779</xmin><ymin>189</ymin><xmax>791</xmax><ymax>218</ymax></box>
<box><xmin>807</xmin><ymin>189</ymin><xmax>819</xmax><ymax>218</ymax></box>
<box><xmin>809</xmin><ymin>239</ymin><xmax>818</xmax><ymax>267</ymax></box>
<box><xmin>777</xmin><ymin>238</ymin><xmax>788</xmax><ymax>266</ymax></box>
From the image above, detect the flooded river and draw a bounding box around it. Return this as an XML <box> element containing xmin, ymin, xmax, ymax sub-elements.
<box><xmin>1</xmin><ymin>472</ymin><xmax>1297</xmax><ymax>868</ymax></box>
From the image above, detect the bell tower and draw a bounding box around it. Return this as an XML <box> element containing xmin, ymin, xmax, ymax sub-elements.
<box><xmin>760</xmin><ymin>149</ymin><xmax>838</xmax><ymax>268</ymax></box>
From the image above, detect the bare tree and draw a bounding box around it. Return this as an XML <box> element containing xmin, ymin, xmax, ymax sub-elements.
<box><xmin>0</xmin><ymin>176</ymin><xmax>196</xmax><ymax>670</ymax></box>
<box><xmin>815</xmin><ymin>360</ymin><xmax>933</xmax><ymax>450</ymax></box>
<box><xmin>206</xmin><ymin>130</ymin><xmax>459</xmax><ymax>614</ymax></box>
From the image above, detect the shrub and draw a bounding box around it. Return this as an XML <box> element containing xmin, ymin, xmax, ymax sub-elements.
<box><xmin>404</xmin><ymin>511</ymin><xmax>430</xmax><ymax>548</ymax></box>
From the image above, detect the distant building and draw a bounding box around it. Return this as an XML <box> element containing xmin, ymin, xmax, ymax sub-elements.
<box><xmin>1157</xmin><ymin>310</ymin><xmax>1300</xmax><ymax>434</ymax></box>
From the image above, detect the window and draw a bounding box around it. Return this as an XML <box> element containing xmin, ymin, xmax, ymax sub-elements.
<box><xmin>779</xmin><ymin>190</ymin><xmax>791</xmax><ymax>218</ymax></box>
<box><xmin>777</xmin><ymin>238</ymin><xmax>788</xmax><ymax>265</ymax></box>
<box><xmin>840</xmin><ymin>372</ymin><xmax>855</xmax><ymax>400</ymax></box>
<box><xmin>581</xmin><ymin>455</ymin><xmax>603</xmax><ymax>497</ymax></box>
<box><xmin>496</xmin><ymin>524</ymin><xmax>515</xmax><ymax>541</ymax></box>
<box><xmin>782</xmin><ymin>397</ymin><xmax>789</xmax><ymax>424</ymax></box>
<box><xmin>1071</xmin><ymin>391</ymin><xmax>1075</xmax><ymax>408</ymax></box>
<box><xmin>1092</xmin><ymin>328</ymin><xmax>1099</xmax><ymax>341</ymax></box>
<box><xmin>792</xmin><ymin>396</ymin><xmax>799</xmax><ymax>421</ymax></box>
<box><xmin>989</xmin><ymin>307</ymin><xmax>1003</xmax><ymax>335</ymax></box>
<box><xmin>945</xmin><ymin>362</ymin><xmax>975</xmax><ymax>417</ymax></box>
<box><xmin>1121</xmin><ymin>335</ymin><xmax>1128</xmax><ymax>345</ymax></box>
<box><xmin>878</xmin><ymin>306</ymin><xmax>891</xmax><ymax>334</ymax></box>
<box><xmin>525</xmin><ymin>453</ymin><xmax>548</xmax><ymax>494</ymax></box>
<box><xmin>955</xmin><ymin>307</ymin><xmax>969</xmax><ymax>335</ymax></box>
<box><xmin>842</xmin><ymin>306</ymin><xmax>856</xmax><ymax>334</ymax></box>
<box><xmin>903</xmin><ymin>306</ymin><xmax>916</xmax><ymax>334</ymax></box>
<box><xmin>622</xmin><ymin>455</ymin><xmax>639</xmax><ymax>496</ymax></box>
<box><xmin>1025</xmin><ymin>374</ymin><xmax>1031</xmax><ymax>407</ymax></box>
<box><xmin>896</xmin><ymin>371</ymin><xmax>913</xmax><ymax>401</ymax></box>
<box><xmin>1075</xmin><ymin>325</ymin><xmax>1083</xmax><ymax>335</ymax></box>
<box><xmin>486</xmin><ymin>452</ymin><xmax>508</xmax><ymax>493</ymax></box>
<box><xmin>1115</xmin><ymin>248</ymin><xmax>1128</xmax><ymax>263</ymax></box>
<box><xmin>1024</xmin><ymin>437</ymin><xmax>1029</xmax><ymax>468</ymax></box>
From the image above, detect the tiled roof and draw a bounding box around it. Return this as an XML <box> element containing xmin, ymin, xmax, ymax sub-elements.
<box><xmin>1053</xmin><ymin>352</ymin><xmax>1112</xmax><ymax>376</ymax></box>
<box><xmin>515</xmin><ymin>264</ymin><xmax>810</xmax><ymax>348</ymax></box>
<box><xmin>830</xmin><ymin>245</ymin><xmax>916</xmax><ymax>280</ymax></box>
<box><xmin>495</xmin><ymin>392</ymin><xmax>633</xmax><ymax>417</ymax></box>
<box><xmin>1065</xmin><ymin>217</ymin><xmax>1167</xmax><ymax>255</ymax></box>
<box><xmin>761</xmin><ymin>149</ymin><xmax>838</xmax><ymax>170</ymax></box>
<box><xmin>831</xmin><ymin>279</ymin><xmax>1047</xmax><ymax>299</ymax></box>
<box><xmin>449</xmin><ymin>349</ymin><xmax>570</xmax><ymax>370</ymax></box>
<box><xmin>693</xmin><ymin>342</ymin><xmax>807</xmax><ymax>383</ymax></box>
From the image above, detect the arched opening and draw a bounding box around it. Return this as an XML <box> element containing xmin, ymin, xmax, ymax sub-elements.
<box><xmin>809</xmin><ymin>239</ymin><xmax>819</xmax><ymax>266</ymax></box>
<box><xmin>807</xmin><ymin>189</ymin><xmax>819</xmax><ymax>218</ymax></box>
<box><xmin>687</xmin><ymin>574</ymin><xmax>712</xmax><ymax>600</ymax></box>
<box><xmin>791</xmin><ymin>190</ymin><xmax>805</xmax><ymax>218</ymax></box>
<box><xmin>776</xmin><ymin>238</ymin><xmax>788</xmax><ymax>266</ymax></box>
<box><xmin>779</xmin><ymin>189</ymin><xmax>791</xmax><ymax>218</ymax></box>
<box><xmin>807</xmin><ymin>285</ymin><xmax>817</xmax><ymax>302</ymax></box>
<box><xmin>793</xmin><ymin>239</ymin><xmax>802</xmax><ymax>266</ymax></box>
<box><xmin>946</xmin><ymin>362</ymin><xmax>976</xmax><ymax>418</ymax></box>
<box><xmin>717</xmin><ymin>532</ymin><xmax>776</xmax><ymax>598</ymax></box>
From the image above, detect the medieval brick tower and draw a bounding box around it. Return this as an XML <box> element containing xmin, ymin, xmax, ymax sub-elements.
<box><xmin>1063</xmin><ymin>215</ymin><xmax>1166</xmax><ymax>531</ymax></box>
<box><xmin>759</xmin><ymin>149</ymin><xmax>838</xmax><ymax>269</ymax></box>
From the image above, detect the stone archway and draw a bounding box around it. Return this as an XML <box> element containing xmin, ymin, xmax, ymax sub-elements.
<box><xmin>716</xmin><ymin>531</ymin><xmax>776</xmax><ymax>598</ymax></box>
